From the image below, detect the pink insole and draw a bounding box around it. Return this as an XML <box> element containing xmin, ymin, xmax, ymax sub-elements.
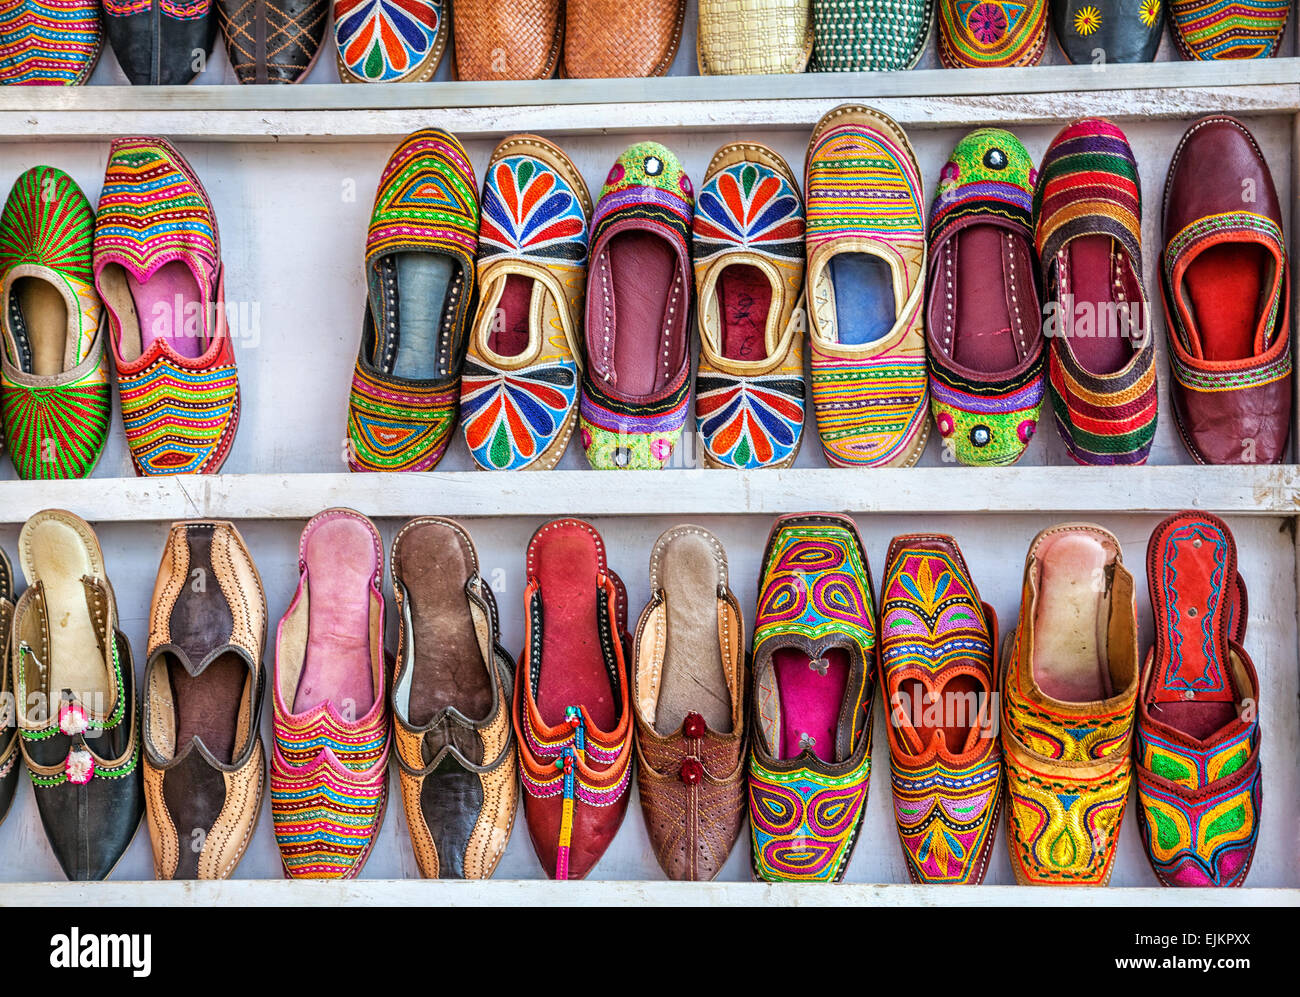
<box><xmin>489</xmin><ymin>274</ymin><xmax>532</xmax><ymax>359</ymax></box>
<box><xmin>1185</xmin><ymin>243</ymin><xmax>1265</xmax><ymax>362</ymax></box>
<box><xmin>773</xmin><ymin>647</ymin><xmax>849</xmax><ymax>762</ymax></box>
<box><xmin>718</xmin><ymin>264</ymin><xmax>771</xmax><ymax>362</ymax></box>
<box><xmin>132</xmin><ymin>260</ymin><xmax>204</xmax><ymax>359</ymax></box>
<box><xmin>1065</xmin><ymin>236</ymin><xmax>1130</xmax><ymax>375</ymax></box>
<box><xmin>953</xmin><ymin>226</ymin><xmax>1020</xmax><ymax>374</ymax></box>
<box><xmin>293</xmin><ymin>518</ymin><xmax>377</xmax><ymax>716</ymax></box>
<box><xmin>608</xmin><ymin>232</ymin><xmax>678</xmax><ymax>397</ymax></box>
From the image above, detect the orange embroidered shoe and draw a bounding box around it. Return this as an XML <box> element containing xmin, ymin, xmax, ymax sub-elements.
<box><xmin>1001</xmin><ymin>522</ymin><xmax>1139</xmax><ymax>885</ymax></box>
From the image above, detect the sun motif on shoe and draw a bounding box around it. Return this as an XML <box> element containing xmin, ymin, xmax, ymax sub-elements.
<box><xmin>1073</xmin><ymin>5</ymin><xmax>1102</xmax><ymax>33</ymax></box>
<box><xmin>966</xmin><ymin>2</ymin><xmax>1008</xmax><ymax>43</ymax></box>
<box><xmin>1138</xmin><ymin>0</ymin><xmax>1159</xmax><ymax>25</ymax></box>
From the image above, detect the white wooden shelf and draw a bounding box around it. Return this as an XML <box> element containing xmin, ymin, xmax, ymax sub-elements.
<box><xmin>0</xmin><ymin>465</ymin><xmax>1294</xmax><ymax>523</ymax></box>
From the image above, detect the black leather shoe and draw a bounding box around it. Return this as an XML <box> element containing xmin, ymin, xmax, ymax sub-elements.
<box><xmin>1052</xmin><ymin>0</ymin><xmax>1162</xmax><ymax>64</ymax></box>
<box><xmin>0</xmin><ymin>549</ymin><xmax>21</xmax><ymax>829</ymax></box>
<box><xmin>216</xmin><ymin>0</ymin><xmax>328</xmax><ymax>83</ymax></box>
<box><xmin>103</xmin><ymin>0</ymin><xmax>218</xmax><ymax>84</ymax></box>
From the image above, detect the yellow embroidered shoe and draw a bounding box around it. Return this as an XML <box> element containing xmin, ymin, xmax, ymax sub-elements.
<box><xmin>460</xmin><ymin>135</ymin><xmax>592</xmax><ymax>471</ymax></box>
<box><xmin>804</xmin><ymin>105</ymin><xmax>930</xmax><ymax>468</ymax></box>
<box><xmin>692</xmin><ymin>141</ymin><xmax>807</xmax><ymax>470</ymax></box>
<box><xmin>1001</xmin><ymin>522</ymin><xmax>1138</xmax><ymax>886</ymax></box>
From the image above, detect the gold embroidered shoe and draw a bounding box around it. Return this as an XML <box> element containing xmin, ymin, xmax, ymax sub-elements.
<box><xmin>1001</xmin><ymin>522</ymin><xmax>1138</xmax><ymax>886</ymax></box>
<box><xmin>460</xmin><ymin>135</ymin><xmax>591</xmax><ymax>471</ymax></box>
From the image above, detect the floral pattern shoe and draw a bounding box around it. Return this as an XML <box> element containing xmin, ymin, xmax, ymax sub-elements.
<box><xmin>692</xmin><ymin>142</ymin><xmax>807</xmax><ymax>470</ymax></box>
<box><xmin>11</xmin><ymin>510</ymin><xmax>142</xmax><ymax>880</ymax></box>
<box><xmin>927</xmin><ymin>129</ymin><xmax>1044</xmax><ymax>466</ymax></box>
<box><xmin>1001</xmin><ymin>522</ymin><xmax>1138</xmax><ymax>885</ymax></box>
<box><xmin>748</xmin><ymin>513</ymin><xmax>876</xmax><ymax>883</ymax></box>
<box><xmin>94</xmin><ymin>137</ymin><xmax>240</xmax><ymax>476</ymax></box>
<box><xmin>579</xmin><ymin>143</ymin><xmax>693</xmax><ymax>470</ymax></box>
<box><xmin>460</xmin><ymin>135</ymin><xmax>591</xmax><ymax>471</ymax></box>
<box><xmin>0</xmin><ymin>166</ymin><xmax>111</xmax><ymax>479</ymax></box>
<box><xmin>0</xmin><ymin>0</ymin><xmax>102</xmax><ymax>83</ymax></box>
<box><xmin>348</xmin><ymin>129</ymin><xmax>478</xmax><ymax>472</ymax></box>
<box><xmin>879</xmin><ymin>534</ymin><xmax>1001</xmax><ymax>884</ymax></box>
<box><xmin>937</xmin><ymin>0</ymin><xmax>1048</xmax><ymax>66</ymax></box>
<box><xmin>271</xmin><ymin>509</ymin><xmax>390</xmax><ymax>879</ymax></box>
<box><xmin>1135</xmin><ymin>512</ymin><xmax>1261</xmax><ymax>887</ymax></box>
<box><xmin>334</xmin><ymin>0</ymin><xmax>446</xmax><ymax>82</ymax></box>
<box><xmin>805</xmin><ymin>105</ymin><xmax>929</xmax><ymax>468</ymax></box>
<box><xmin>1052</xmin><ymin>0</ymin><xmax>1163</xmax><ymax>64</ymax></box>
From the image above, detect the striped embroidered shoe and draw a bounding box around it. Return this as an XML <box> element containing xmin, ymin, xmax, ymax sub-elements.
<box><xmin>93</xmin><ymin>137</ymin><xmax>240</xmax><ymax>476</ymax></box>
<box><xmin>271</xmin><ymin>509</ymin><xmax>390</xmax><ymax>879</ymax></box>
<box><xmin>810</xmin><ymin>0</ymin><xmax>935</xmax><ymax>70</ymax></box>
<box><xmin>1001</xmin><ymin>522</ymin><xmax>1138</xmax><ymax>886</ymax></box>
<box><xmin>805</xmin><ymin>105</ymin><xmax>929</xmax><ymax>468</ymax></box>
<box><xmin>579</xmin><ymin>142</ymin><xmax>694</xmax><ymax>470</ymax></box>
<box><xmin>1135</xmin><ymin>512</ymin><xmax>1260</xmax><ymax>887</ymax></box>
<box><xmin>460</xmin><ymin>135</ymin><xmax>591</xmax><ymax>471</ymax></box>
<box><xmin>748</xmin><ymin>514</ymin><xmax>876</xmax><ymax>883</ymax></box>
<box><xmin>348</xmin><ymin>129</ymin><xmax>478</xmax><ymax>473</ymax></box>
<box><xmin>1169</xmin><ymin>0</ymin><xmax>1286</xmax><ymax>58</ymax></box>
<box><xmin>0</xmin><ymin>0</ymin><xmax>102</xmax><ymax>83</ymax></box>
<box><xmin>926</xmin><ymin>129</ymin><xmax>1045</xmax><ymax>467</ymax></box>
<box><xmin>334</xmin><ymin>0</ymin><xmax>446</xmax><ymax>82</ymax></box>
<box><xmin>692</xmin><ymin>142</ymin><xmax>807</xmax><ymax>470</ymax></box>
<box><xmin>937</xmin><ymin>0</ymin><xmax>1048</xmax><ymax>67</ymax></box>
<box><xmin>0</xmin><ymin>166</ymin><xmax>111</xmax><ymax>479</ymax></box>
<box><xmin>879</xmin><ymin>534</ymin><xmax>1002</xmax><ymax>885</ymax></box>
<box><xmin>1033</xmin><ymin>119</ymin><xmax>1157</xmax><ymax>465</ymax></box>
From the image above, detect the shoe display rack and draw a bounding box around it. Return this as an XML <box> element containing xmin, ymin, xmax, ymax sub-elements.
<box><xmin>0</xmin><ymin>6</ymin><xmax>1298</xmax><ymax>905</ymax></box>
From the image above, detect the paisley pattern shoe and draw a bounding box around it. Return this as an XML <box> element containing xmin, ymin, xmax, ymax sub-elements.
<box><xmin>748</xmin><ymin>513</ymin><xmax>876</xmax><ymax>883</ymax></box>
<box><xmin>0</xmin><ymin>0</ymin><xmax>102</xmax><ymax>83</ymax></box>
<box><xmin>692</xmin><ymin>141</ymin><xmax>807</xmax><ymax>470</ymax></box>
<box><xmin>879</xmin><ymin>534</ymin><xmax>1002</xmax><ymax>884</ymax></box>
<box><xmin>94</xmin><ymin>137</ymin><xmax>240</xmax><ymax>476</ymax></box>
<box><xmin>1135</xmin><ymin>512</ymin><xmax>1261</xmax><ymax>887</ymax></box>
<box><xmin>0</xmin><ymin>166</ymin><xmax>111</xmax><ymax>480</ymax></box>
<box><xmin>1001</xmin><ymin>522</ymin><xmax>1138</xmax><ymax>886</ymax></box>
<box><xmin>348</xmin><ymin>128</ymin><xmax>478</xmax><ymax>472</ymax></box>
<box><xmin>334</xmin><ymin>0</ymin><xmax>446</xmax><ymax>82</ymax></box>
<box><xmin>460</xmin><ymin>134</ymin><xmax>591</xmax><ymax>471</ymax></box>
<box><xmin>937</xmin><ymin>0</ymin><xmax>1048</xmax><ymax>66</ymax></box>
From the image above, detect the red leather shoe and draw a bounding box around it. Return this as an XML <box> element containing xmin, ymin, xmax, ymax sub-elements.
<box><xmin>513</xmin><ymin>518</ymin><xmax>632</xmax><ymax>879</ymax></box>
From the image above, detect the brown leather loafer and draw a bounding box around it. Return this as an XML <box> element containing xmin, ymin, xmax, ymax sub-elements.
<box><xmin>453</xmin><ymin>0</ymin><xmax>562</xmax><ymax>79</ymax></box>
<box><xmin>142</xmin><ymin>520</ymin><xmax>267</xmax><ymax>881</ymax></box>
<box><xmin>564</xmin><ymin>0</ymin><xmax>685</xmax><ymax>77</ymax></box>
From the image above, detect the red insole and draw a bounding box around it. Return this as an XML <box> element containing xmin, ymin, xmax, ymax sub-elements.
<box><xmin>897</xmin><ymin>674</ymin><xmax>982</xmax><ymax>753</ymax></box>
<box><xmin>488</xmin><ymin>274</ymin><xmax>532</xmax><ymax>359</ymax></box>
<box><xmin>953</xmin><ymin>227</ymin><xmax>1021</xmax><ymax>374</ymax></box>
<box><xmin>535</xmin><ymin>531</ymin><xmax>616</xmax><ymax>731</ymax></box>
<box><xmin>293</xmin><ymin>517</ymin><xmax>376</xmax><ymax>716</ymax></box>
<box><xmin>607</xmin><ymin>232</ymin><xmax>678</xmax><ymax>397</ymax></box>
<box><xmin>718</xmin><ymin>263</ymin><xmax>771</xmax><ymax>362</ymax></box>
<box><xmin>1184</xmin><ymin>243</ymin><xmax>1266</xmax><ymax>362</ymax></box>
<box><xmin>773</xmin><ymin>648</ymin><xmax>849</xmax><ymax>763</ymax></box>
<box><xmin>1066</xmin><ymin>236</ymin><xmax>1130</xmax><ymax>375</ymax></box>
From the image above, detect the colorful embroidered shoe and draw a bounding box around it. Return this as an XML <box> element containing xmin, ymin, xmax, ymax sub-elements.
<box><xmin>1169</xmin><ymin>0</ymin><xmax>1286</xmax><ymax>58</ymax></box>
<box><xmin>272</xmin><ymin>509</ymin><xmax>389</xmax><ymax>879</ymax></box>
<box><xmin>1161</xmin><ymin>116</ymin><xmax>1291</xmax><ymax>466</ymax></box>
<box><xmin>1034</xmin><ymin>119</ymin><xmax>1157</xmax><ymax>465</ymax></box>
<box><xmin>0</xmin><ymin>549</ymin><xmax>17</xmax><ymax>830</ymax></box>
<box><xmin>879</xmin><ymin>534</ymin><xmax>1001</xmax><ymax>884</ymax></box>
<box><xmin>1052</xmin><ymin>0</ymin><xmax>1163</xmax><ymax>63</ymax></box>
<box><xmin>514</xmin><ymin>518</ymin><xmax>632</xmax><ymax>879</ymax></box>
<box><xmin>102</xmin><ymin>0</ymin><xmax>217</xmax><ymax>84</ymax></box>
<box><xmin>578</xmin><ymin>143</ymin><xmax>693</xmax><ymax>470</ymax></box>
<box><xmin>1135</xmin><ymin>512</ymin><xmax>1261</xmax><ymax>887</ymax></box>
<box><xmin>632</xmin><ymin>526</ymin><xmax>746</xmax><ymax>881</ymax></box>
<box><xmin>927</xmin><ymin>130</ymin><xmax>1044</xmax><ymax>467</ymax></box>
<box><xmin>805</xmin><ymin>105</ymin><xmax>929</xmax><ymax>468</ymax></box>
<box><xmin>749</xmin><ymin>513</ymin><xmax>876</xmax><ymax>883</ymax></box>
<box><xmin>0</xmin><ymin>0</ymin><xmax>102</xmax><ymax>83</ymax></box>
<box><xmin>12</xmin><ymin>510</ymin><xmax>142</xmax><ymax>880</ymax></box>
<box><xmin>460</xmin><ymin>134</ymin><xmax>591</xmax><ymax>471</ymax></box>
<box><xmin>348</xmin><ymin>129</ymin><xmax>478</xmax><ymax>473</ymax></box>
<box><xmin>692</xmin><ymin>142</ymin><xmax>807</xmax><ymax>470</ymax></box>
<box><xmin>0</xmin><ymin>167</ymin><xmax>110</xmax><ymax>479</ymax></box>
<box><xmin>810</xmin><ymin>0</ymin><xmax>935</xmax><ymax>70</ymax></box>
<box><xmin>1001</xmin><ymin>522</ymin><xmax>1138</xmax><ymax>886</ymax></box>
<box><xmin>391</xmin><ymin>517</ymin><xmax>518</xmax><ymax>879</ymax></box>
<box><xmin>142</xmin><ymin>520</ymin><xmax>266</xmax><ymax>880</ymax></box>
<box><xmin>937</xmin><ymin>0</ymin><xmax>1048</xmax><ymax>66</ymax></box>
<box><xmin>334</xmin><ymin>0</ymin><xmax>446</xmax><ymax>82</ymax></box>
<box><xmin>94</xmin><ymin>137</ymin><xmax>240</xmax><ymax>476</ymax></box>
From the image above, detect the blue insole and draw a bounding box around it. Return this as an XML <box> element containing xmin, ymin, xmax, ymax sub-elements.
<box><xmin>392</xmin><ymin>253</ymin><xmax>455</xmax><ymax>380</ymax></box>
<box><xmin>831</xmin><ymin>254</ymin><xmax>894</xmax><ymax>346</ymax></box>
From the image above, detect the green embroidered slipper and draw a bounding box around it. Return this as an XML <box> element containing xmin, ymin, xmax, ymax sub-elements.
<box><xmin>0</xmin><ymin>166</ymin><xmax>110</xmax><ymax>481</ymax></box>
<box><xmin>811</xmin><ymin>0</ymin><xmax>936</xmax><ymax>70</ymax></box>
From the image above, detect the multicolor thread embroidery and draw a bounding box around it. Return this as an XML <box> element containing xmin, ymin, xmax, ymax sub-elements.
<box><xmin>0</xmin><ymin>0</ymin><xmax>100</xmax><ymax>84</ymax></box>
<box><xmin>1169</xmin><ymin>0</ymin><xmax>1288</xmax><ymax>59</ymax></box>
<box><xmin>334</xmin><ymin>0</ymin><xmax>443</xmax><ymax>81</ymax></box>
<box><xmin>117</xmin><ymin>358</ymin><xmax>238</xmax><ymax>474</ymax></box>
<box><xmin>938</xmin><ymin>0</ymin><xmax>1048</xmax><ymax>67</ymax></box>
